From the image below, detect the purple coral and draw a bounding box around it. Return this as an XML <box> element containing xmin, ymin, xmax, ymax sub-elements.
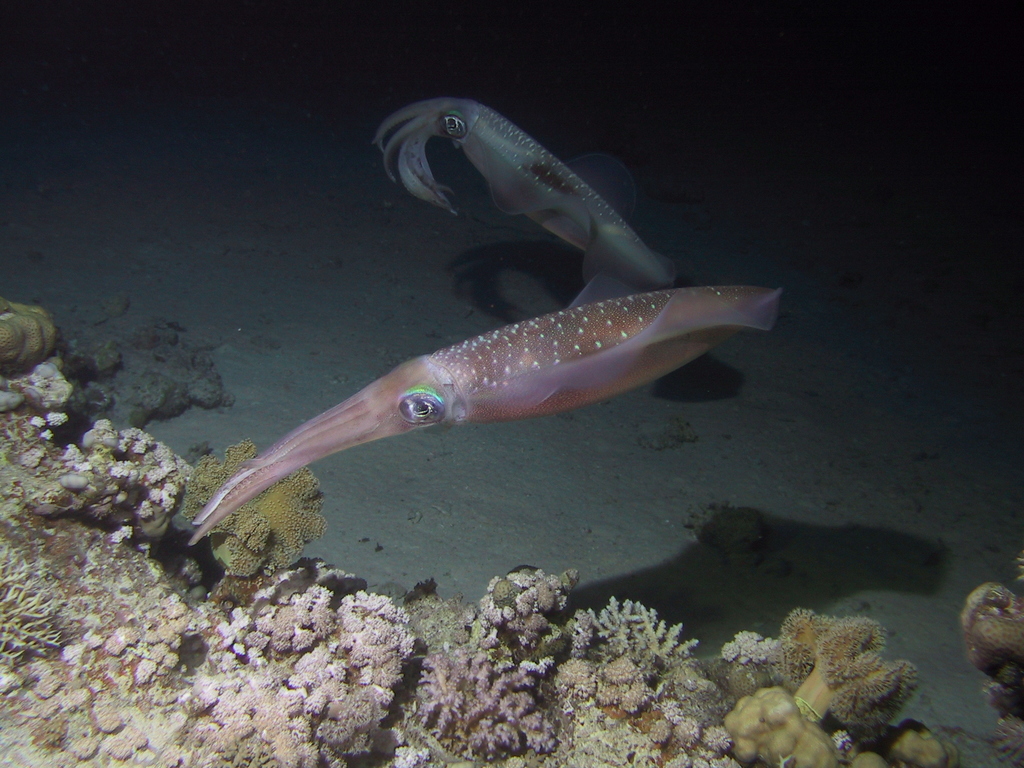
<box><xmin>418</xmin><ymin>649</ymin><xmax>557</xmax><ymax>758</ymax></box>
<box><xmin>477</xmin><ymin>567</ymin><xmax>577</xmax><ymax>659</ymax></box>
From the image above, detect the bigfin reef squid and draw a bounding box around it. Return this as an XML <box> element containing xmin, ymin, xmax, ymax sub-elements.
<box><xmin>189</xmin><ymin>285</ymin><xmax>781</xmax><ymax>543</ymax></box>
<box><xmin>374</xmin><ymin>97</ymin><xmax>676</xmax><ymax>291</ymax></box>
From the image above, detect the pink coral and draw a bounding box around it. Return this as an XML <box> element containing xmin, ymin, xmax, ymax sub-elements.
<box><xmin>419</xmin><ymin>648</ymin><xmax>557</xmax><ymax>758</ymax></box>
<box><xmin>477</xmin><ymin>567</ymin><xmax>578</xmax><ymax>661</ymax></box>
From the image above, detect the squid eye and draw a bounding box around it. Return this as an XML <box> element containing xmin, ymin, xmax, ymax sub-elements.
<box><xmin>440</xmin><ymin>112</ymin><xmax>468</xmax><ymax>139</ymax></box>
<box><xmin>399</xmin><ymin>391</ymin><xmax>445</xmax><ymax>425</ymax></box>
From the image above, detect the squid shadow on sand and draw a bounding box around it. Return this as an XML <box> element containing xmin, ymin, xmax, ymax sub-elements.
<box><xmin>571</xmin><ymin>504</ymin><xmax>948</xmax><ymax>653</ymax></box>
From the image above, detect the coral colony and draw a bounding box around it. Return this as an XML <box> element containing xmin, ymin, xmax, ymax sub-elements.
<box><xmin>0</xmin><ymin>298</ymin><xmax>979</xmax><ymax>768</ymax></box>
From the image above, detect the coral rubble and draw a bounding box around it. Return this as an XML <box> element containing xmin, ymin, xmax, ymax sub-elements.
<box><xmin>64</xmin><ymin>315</ymin><xmax>233</xmax><ymax>428</ymax></box>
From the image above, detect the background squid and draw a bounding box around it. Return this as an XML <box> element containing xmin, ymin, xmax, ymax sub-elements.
<box><xmin>374</xmin><ymin>97</ymin><xmax>676</xmax><ymax>291</ymax></box>
<box><xmin>190</xmin><ymin>285</ymin><xmax>781</xmax><ymax>543</ymax></box>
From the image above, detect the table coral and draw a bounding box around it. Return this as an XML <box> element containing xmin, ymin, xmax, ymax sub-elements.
<box><xmin>0</xmin><ymin>296</ymin><xmax>58</xmax><ymax>375</ymax></box>
<box><xmin>183</xmin><ymin>439</ymin><xmax>326</xmax><ymax>576</ymax></box>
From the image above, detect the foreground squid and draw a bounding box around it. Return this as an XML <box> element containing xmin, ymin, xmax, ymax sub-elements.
<box><xmin>374</xmin><ymin>97</ymin><xmax>675</xmax><ymax>291</ymax></box>
<box><xmin>189</xmin><ymin>285</ymin><xmax>781</xmax><ymax>543</ymax></box>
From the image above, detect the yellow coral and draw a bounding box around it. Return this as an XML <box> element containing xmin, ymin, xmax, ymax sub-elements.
<box><xmin>183</xmin><ymin>440</ymin><xmax>326</xmax><ymax>576</ymax></box>
<box><xmin>886</xmin><ymin>723</ymin><xmax>959</xmax><ymax>768</ymax></box>
<box><xmin>0</xmin><ymin>296</ymin><xmax>58</xmax><ymax>374</ymax></box>
<box><xmin>725</xmin><ymin>686</ymin><xmax>839</xmax><ymax>768</ymax></box>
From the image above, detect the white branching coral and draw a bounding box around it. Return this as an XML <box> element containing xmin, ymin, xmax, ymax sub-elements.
<box><xmin>591</xmin><ymin>596</ymin><xmax>698</xmax><ymax>670</ymax></box>
<box><xmin>187</xmin><ymin>579</ymin><xmax>416</xmax><ymax>767</ymax></box>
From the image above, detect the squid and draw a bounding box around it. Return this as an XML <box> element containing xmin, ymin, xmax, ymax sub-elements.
<box><xmin>374</xmin><ymin>97</ymin><xmax>675</xmax><ymax>291</ymax></box>
<box><xmin>189</xmin><ymin>285</ymin><xmax>781</xmax><ymax>543</ymax></box>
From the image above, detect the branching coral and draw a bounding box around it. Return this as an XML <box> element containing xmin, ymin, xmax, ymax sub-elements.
<box><xmin>595</xmin><ymin>654</ymin><xmax>654</xmax><ymax>714</ymax></box>
<box><xmin>591</xmin><ymin>596</ymin><xmax>699</xmax><ymax>672</ymax></box>
<box><xmin>2</xmin><ymin>362</ymin><xmax>188</xmax><ymax>538</ymax></box>
<box><xmin>721</xmin><ymin>630</ymin><xmax>781</xmax><ymax>667</ymax></box>
<box><xmin>183</xmin><ymin>440</ymin><xmax>326</xmax><ymax>575</ymax></box>
<box><xmin>0</xmin><ymin>296</ymin><xmax>58</xmax><ymax>375</ymax></box>
<box><xmin>418</xmin><ymin>648</ymin><xmax>557</xmax><ymax>758</ymax></box>
<box><xmin>185</xmin><ymin>568</ymin><xmax>415</xmax><ymax>766</ymax></box>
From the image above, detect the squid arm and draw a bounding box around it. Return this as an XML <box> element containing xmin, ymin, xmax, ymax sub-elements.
<box><xmin>189</xmin><ymin>285</ymin><xmax>781</xmax><ymax>544</ymax></box>
<box><xmin>374</xmin><ymin>97</ymin><xmax>675</xmax><ymax>291</ymax></box>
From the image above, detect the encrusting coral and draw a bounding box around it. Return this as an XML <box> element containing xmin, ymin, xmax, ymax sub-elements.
<box><xmin>183</xmin><ymin>439</ymin><xmax>326</xmax><ymax>576</ymax></box>
<box><xmin>0</xmin><ymin>296</ymin><xmax>58</xmax><ymax>375</ymax></box>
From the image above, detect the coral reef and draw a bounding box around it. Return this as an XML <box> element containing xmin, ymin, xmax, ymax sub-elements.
<box><xmin>723</xmin><ymin>609</ymin><xmax>922</xmax><ymax>768</ymax></box>
<box><xmin>0</xmin><ymin>360</ymin><xmax>963</xmax><ymax>768</ymax></box>
<box><xmin>0</xmin><ymin>540</ymin><xmax>63</xmax><ymax>661</ymax></box>
<box><xmin>183</xmin><ymin>440</ymin><xmax>327</xmax><ymax>576</ymax></box>
<box><xmin>0</xmin><ymin>296</ymin><xmax>58</xmax><ymax>375</ymax></box>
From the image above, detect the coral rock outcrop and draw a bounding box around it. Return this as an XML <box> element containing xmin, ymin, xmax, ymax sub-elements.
<box><xmin>0</xmin><ymin>296</ymin><xmax>58</xmax><ymax>375</ymax></box>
